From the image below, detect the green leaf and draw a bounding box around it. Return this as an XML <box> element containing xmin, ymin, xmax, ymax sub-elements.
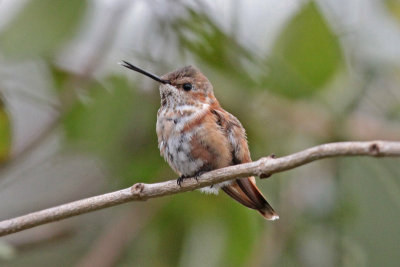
<box><xmin>63</xmin><ymin>76</ymin><xmax>164</xmax><ymax>185</ymax></box>
<box><xmin>266</xmin><ymin>1</ymin><xmax>342</xmax><ymax>98</ymax></box>
<box><xmin>173</xmin><ymin>8</ymin><xmax>256</xmax><ymax>87</ymax></box>
<box><xmin>385</xmin><ymin>0</ymin><xmax>400</xmax><ymax>21</ymax></box>
<box><xmin>0</xmin><ymin>98</ymin><xmax>11</xmax><ymax>163</ymax></box>
<box><xmin>0</xmin><ymin>0</ymin><xmax>86</xmax><ymax>58</ymax></box>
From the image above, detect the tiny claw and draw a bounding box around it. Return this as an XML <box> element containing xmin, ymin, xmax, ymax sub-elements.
<box><xmin>193</xmin><ymin>171</ymin><xmax>207</xmax><ymax>181</ymax></box>
<box><xmin>177</xmin><ymin>175</ymin><xmax>187</xmax><ymax>187</ymax></box>
<box><xmin>177</xmin><ymin>171</ymin><xmax>205</xmax><ymax>186</ymax></box>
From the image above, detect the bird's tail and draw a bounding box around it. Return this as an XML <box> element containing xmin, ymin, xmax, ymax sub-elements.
<box><xmin>222</xmin><ymin>177</ymin><xmax>279</xmax><ymax>220</ymax></box>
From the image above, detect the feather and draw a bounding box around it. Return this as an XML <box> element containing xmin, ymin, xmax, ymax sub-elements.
<box><xmin>212</xmin><ymin>107</ymin><xmax>279</xmax><ymax>220</ymax></box>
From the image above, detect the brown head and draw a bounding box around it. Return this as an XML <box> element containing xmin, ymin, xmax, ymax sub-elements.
<box><xmin>120</xmin><ymin>61</ymin><xmax>218</xmax><ymax>108</ymax></box>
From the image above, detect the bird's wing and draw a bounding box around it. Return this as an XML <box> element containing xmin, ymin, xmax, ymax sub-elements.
<box><xmin>211</xmin><ymin>108</ymin><xmax>279</xmax><ymax>220</ymax></box>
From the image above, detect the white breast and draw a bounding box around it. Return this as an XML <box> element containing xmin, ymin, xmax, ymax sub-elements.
<box><xmin>156</xmin><ymin>104</ymin><xmax>209</xmax><ymax>176</ymax></box>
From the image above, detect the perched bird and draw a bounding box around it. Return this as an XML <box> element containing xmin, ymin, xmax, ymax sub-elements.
<box><xmin>121</xmin><ymin>61</ymin><xmax>279</xmax><ymax>220</ymax></box>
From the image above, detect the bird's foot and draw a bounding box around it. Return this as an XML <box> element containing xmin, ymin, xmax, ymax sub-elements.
<box><xmin>194</xmin><ymin>170</ymin><xmax>209</xmax><ymax>181</ymax></box>
<box><xmin>177</xmin><ymin>171</ymin><xmax>208</xmax><ymax>187</ymax></box>
<box><xmin>177</xmin><ymin>175</ymin><xmax>188</xmax><ymax>187</ymax></box>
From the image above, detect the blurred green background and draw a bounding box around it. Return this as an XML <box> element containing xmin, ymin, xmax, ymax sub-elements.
<box><xmin>0</xmin><ymin>0</ymin><xmax>400</xmax><ymax>266</ymax></box>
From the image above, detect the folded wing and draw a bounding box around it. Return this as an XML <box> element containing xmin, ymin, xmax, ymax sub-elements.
<box><xmin>212</xmin><ymin>108</ymin><xmax>279</xmax><ymax>220</ymax></box>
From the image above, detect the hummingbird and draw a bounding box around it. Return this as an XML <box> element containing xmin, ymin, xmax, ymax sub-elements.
<box><xmin>121</xmin><ymin>61</ymin><xmax>279</xmax><ymax>220</ymax></box>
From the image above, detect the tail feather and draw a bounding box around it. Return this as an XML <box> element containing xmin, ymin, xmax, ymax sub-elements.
<box><xmin>222</xmin><ymin>183</ymin><xmax>255</xmax><ymax>209</ymax></box>
<box><xmin>222</xmin><ymin>177</ymin><xmax>279</xmax><ymax>221</ymax></box>
<box><xmin>236</xmin><ymin>178</ymin><xmax>268</xmax><ymax>208</ymax></box>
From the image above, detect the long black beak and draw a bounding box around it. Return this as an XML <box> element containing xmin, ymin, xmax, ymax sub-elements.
<box><xmin>120</xmin><ymin>60</ymin><xmax>170</xmax><ymax>84</ymax></box>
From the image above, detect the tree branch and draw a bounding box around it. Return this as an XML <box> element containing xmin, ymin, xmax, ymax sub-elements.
<box><xmin>1</xmin><ymin>140</ymin><xmax>399</xmax><ymax>237</ymax></box>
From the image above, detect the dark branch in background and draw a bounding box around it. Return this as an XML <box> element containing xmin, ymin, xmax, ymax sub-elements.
<box><xmin>0</xmin><ymin>141</ymin><xmax>399</xmax><ymax>237</ymax></box>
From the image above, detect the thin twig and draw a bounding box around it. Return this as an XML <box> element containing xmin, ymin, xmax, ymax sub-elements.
<box><xmin>0</xmin><ymin>140</ymin><xmax>399</xmax><ymax>237</ymax></box>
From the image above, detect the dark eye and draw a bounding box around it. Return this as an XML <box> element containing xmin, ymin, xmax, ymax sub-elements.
<box><xmin>182</xmin><ymin>83</ymin><xmax>192</xmax><ymax>91</ymax></box>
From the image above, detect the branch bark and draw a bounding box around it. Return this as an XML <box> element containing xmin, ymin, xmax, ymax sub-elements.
<box><xmin>1</xmin><ymin>140</ymin><xmax>399</xmax><ymax>237</ymax></box>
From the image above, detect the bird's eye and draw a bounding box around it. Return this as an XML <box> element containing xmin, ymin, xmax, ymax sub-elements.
<box><xmin>182</xmin><ymin>83</ymin><xmax>192</xmax><ymax>91</ymax></box>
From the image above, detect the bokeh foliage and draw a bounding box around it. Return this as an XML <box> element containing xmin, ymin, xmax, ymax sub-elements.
<box><xmin>0</xmin><ymin>0</ymin><xmax>86</xmax><ymax>58</ymax></box>
<box><xmin>267</xmin><ymin>2</ymin><xmax>342</xmax><ymax>98</ymax></box>
<box><xmin>63</xmin><ymin>76</ymin><xmax>167</xmax><ymax>185</ymax></box>
<box><xmin>0</xmin><ymin>97</ymin><xmax>11</xmax><ymax>163</ymax></box>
